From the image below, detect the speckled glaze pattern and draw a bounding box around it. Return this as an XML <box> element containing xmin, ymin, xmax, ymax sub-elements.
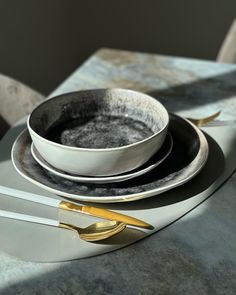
<box><xmin>29</xmin><ymin>88</ymin><xmax>167</xmax><ymax>148</ymax></box>
<box><xmin>46</xmin><ymin>115</ymin><xmax>154</xmax><ymax>148</ymax></box>
<box><xmin>12</xmin><ymin>114</ymin><xmax>208</xmax><ymax>202</ymax></box>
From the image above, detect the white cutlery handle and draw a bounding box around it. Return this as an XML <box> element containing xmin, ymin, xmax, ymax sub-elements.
<box><xmin>0</xmin><ymin>209</ymin><xmax>59</xmax><ymax>227</ymax></box>
<box><xmin>0</xmin><ymin>185</ymin><xmax>60</xmax><ymax>208</ymax></box>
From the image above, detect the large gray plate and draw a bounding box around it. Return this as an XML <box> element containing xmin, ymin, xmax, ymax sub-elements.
<box><xmin>11</xmin><ymin>114</ymin><xmax>209</xmax><ymax>203</ymax></box>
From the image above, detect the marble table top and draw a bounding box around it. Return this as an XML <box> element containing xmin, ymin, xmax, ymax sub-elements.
<box><xmin>1</xmin><ymin>48</ymin><xmax>236</xmax><ymax>294</ymax></box>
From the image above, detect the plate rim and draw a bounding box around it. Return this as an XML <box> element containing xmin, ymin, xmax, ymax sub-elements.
<box><xmin>11</xmin><ymin>114</ymin><xmax>209</xmax><ymax>203</ymax></box>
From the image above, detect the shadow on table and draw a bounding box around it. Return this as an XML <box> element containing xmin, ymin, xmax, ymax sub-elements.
<box><xmin>0</xmin><ymin>116</ymin><xmax>10</xmax><ymax>139</ymax></box>
<box><xmin>0</xmin><ymin>123</ymin><xmax>26</xmax><ymax>163</ymax></box>
<box><xmin>146</xmin><ymin>68</ymin><xmax>236</xmax><ymax>114</ymax></box>
<box><xmin>1</xmin><ymin>169</ymin><xmax>236</xmax><ymax>295</ymax></box>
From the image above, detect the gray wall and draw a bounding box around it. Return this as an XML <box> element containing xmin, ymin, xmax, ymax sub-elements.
<box><xmin>0</xmin><ymin>0</ymin><xmax>235</xmax><ymax>95</ymax></box>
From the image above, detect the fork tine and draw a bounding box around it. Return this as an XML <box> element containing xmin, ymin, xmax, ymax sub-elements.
<box><xmin>187</xmin><ymin>111</ymin><xmax>221</xmax><ymax>127</ymax></box>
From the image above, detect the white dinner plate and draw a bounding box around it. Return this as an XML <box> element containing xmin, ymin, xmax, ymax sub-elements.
<box><xmin>11</xmin><ymin>114</ymin><xmax>209</xmax><ymax>203</ymax></box>
<box><xmin>30</xmin><ymin>133</ymin><xmax>173</xmax><ymax>184</ymax></box>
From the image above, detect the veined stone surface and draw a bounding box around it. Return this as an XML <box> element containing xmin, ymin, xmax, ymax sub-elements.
<box><xmin>51</xmin><ymin>48</ymin><xmax>236</xmax><ymax>120</ymax></box>
<box><xmin>0</xmin><ymin>49</ymin><xmax>236</xmax><ymax>294</ymax></box>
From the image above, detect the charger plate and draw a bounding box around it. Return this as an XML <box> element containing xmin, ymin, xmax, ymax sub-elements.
<box><xmin>11</xmin><ymin>114</ymin><xmax>208</xmax><ymax>203</ymax></box>
<box><xmin>31</xmin><ymin>133</ymin><xmax>173</xmax><ymax>184</ymax></box>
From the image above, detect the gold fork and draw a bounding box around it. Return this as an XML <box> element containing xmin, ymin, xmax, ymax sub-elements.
<box><xmin>187</xmin><ymin>111</ymin><xmax>221</xmax><ymax>127</ymax></box>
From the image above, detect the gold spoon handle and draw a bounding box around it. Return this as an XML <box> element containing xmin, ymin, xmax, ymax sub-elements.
<box><xmin>187</xmin><ymin>111</ymin><xmax>221</xmax><ymax>127</ymax></box>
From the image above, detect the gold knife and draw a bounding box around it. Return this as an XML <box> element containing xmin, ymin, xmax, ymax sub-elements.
<box><xmin>0</xmin><ymin>185</ymin><xmax>153</xmax><ymax>230</ymax></box>
<box><xmin>59</xmin><ymin>201</ymin><xmax>153</xmax><ymax>229</ymax></box>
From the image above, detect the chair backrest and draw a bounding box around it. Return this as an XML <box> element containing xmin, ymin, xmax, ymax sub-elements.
<box><xmin>217</xmin><ymin>19</ymin><xmax>236</xmax><ymax>63</ymax></box>
<box><xmin>0</xmin><ymin>74</ymin><xmax>45</xmax><ymax>138</ymax></box>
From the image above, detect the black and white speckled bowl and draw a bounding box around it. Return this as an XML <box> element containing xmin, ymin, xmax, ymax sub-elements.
<box><xmin>27</xmin><ymin>89</ymin><xmax>169</xmax><ymax>176</ymax></box>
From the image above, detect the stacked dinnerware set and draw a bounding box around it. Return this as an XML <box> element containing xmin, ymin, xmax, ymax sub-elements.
<box><xmin>1</xmin><ymin>88</ymin><xmax>209</xmax><ymax>242</ymax></box>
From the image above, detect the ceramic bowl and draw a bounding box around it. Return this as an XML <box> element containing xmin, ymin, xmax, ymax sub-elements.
<box><xmin>27</xmin><ymin>88</ymin><xmax>169</xmax><ymax>176</ymax></box>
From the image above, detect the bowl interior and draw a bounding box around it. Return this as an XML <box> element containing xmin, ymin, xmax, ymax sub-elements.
<box><xmin>29</xmin><ymin>89</ymin><xmax>168</xmax><ymax>149</ymax></box>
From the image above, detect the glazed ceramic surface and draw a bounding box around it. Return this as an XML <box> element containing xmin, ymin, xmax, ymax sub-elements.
<box><xmin>27</xmin><ymin>88</ymin><xmax>169</xmax><ymax>176</ymax></box>
<box><xmin>31</xmin><ymin>133</ymin><xmax>173</xmax><ymax>184</ymax></box>
<box><xmin>12</xmin><ymin>114</ymin><xmax>208</xmax><ymax>203</ymax></box>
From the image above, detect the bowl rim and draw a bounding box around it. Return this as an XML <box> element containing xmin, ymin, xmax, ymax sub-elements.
<box><xmin>27</xmin><ymin>88</ymin><xmax>169</xmax><ymax>152</ymax></box>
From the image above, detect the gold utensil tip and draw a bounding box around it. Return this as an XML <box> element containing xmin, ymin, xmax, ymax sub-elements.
<box><xmin>59</xmin><ymin>221</ymin><xmax>126</xmax><ymax>242</ymax></box>
<box><xmin>59</xmin><ymin>201</ymin><xmax>153</xmax><ymax>229</ymax></box>
<box><xmin>187</xmin><ymin>111</ymin><xmax>221</xmax><ymax>127</ymax></box>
